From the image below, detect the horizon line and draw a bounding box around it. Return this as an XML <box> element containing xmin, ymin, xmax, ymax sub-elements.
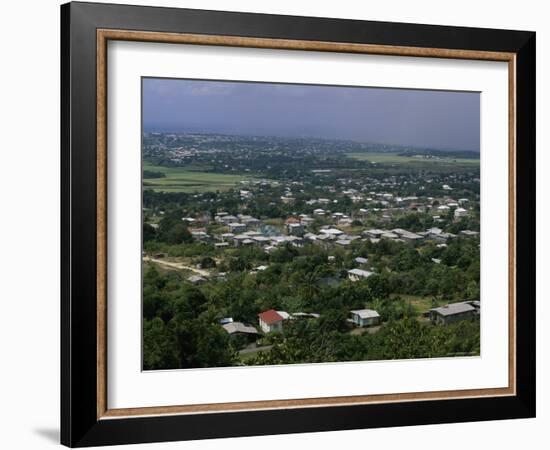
<box><xmin>142</xmin><ymin>130</ymin><xmax>480</xmax><ymax>154</ymax></box>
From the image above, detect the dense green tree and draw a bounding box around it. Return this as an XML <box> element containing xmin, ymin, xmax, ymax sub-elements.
<box><xmin>143</xmin><ymin>318</ymin><xmax>180</xmax><ymax>370</ymax></box>
<box><xmin>157</xmin><ymin>213</ymin><xmax>193</xmax><ymax>244</ymax></box>
<box><xmin>199</xmin><ymin>256</ymin><xmax>216</xmax><ymax>269</ymax></box>
<box><xmin>174</xmin><ymin>319</ymin><xmax>236</xmax><ymax>368</ymax></box>
<box><xmin>143</xmin><ymin>223</ymin><xmax>157</xmax><ymax>242</ymax></box>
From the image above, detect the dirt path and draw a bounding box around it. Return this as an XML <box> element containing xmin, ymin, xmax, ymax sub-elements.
<box><xmin>143</xmin><ymin>256</ymin><xmax>211</xmax><ymax>277</ymax></box>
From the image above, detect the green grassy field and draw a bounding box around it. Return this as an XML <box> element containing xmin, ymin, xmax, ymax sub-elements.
<box><xmin>346</xmin><ymin>152</ymin><xmax>479</xmax><ymax>166</ymax></box>
<box><xmin>390</xmin><ymin>294</ymin><xmax>446</xmax><ymax>315</ymax></box>
<box><xmin>143</xmin><ymin>162</ymin><xmax>253</xmax><ymax>193</ymax></box>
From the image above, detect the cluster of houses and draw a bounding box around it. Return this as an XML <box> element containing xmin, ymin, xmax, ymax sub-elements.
<box><xmin>157</xmin><ymin>202</ymin><xmax>480</xmax><ymax>292</ymax></box>
<box><xmin>174</xmin><ymin>210</ymin><xmax>480</xmax><ymax>288</ymax></box>
<box><xmin>288</xmin><ymin>186</ymin><xmax>474</xmax><ymax>219</ymax></box>
<box><xmin>148</xmin><ymin>182</ymin><xmax>479</xmax><ymax>257</ymax></box>
<box><xmin>181</xmin><ymin>208</ymin><xmax>478</xmax><ymax>253</ymax></box>
<box><xmin>218</xmin><ymin>310</ymin><xmax>321</xmax><ymax>340</ymax></box>
<box><xmin>221</xmin><ymin>307</ymin><xmax>378</xmax><ymax>341</ymax></box>
<box><xmin>362</xmin><ymin>227</ymin><xmax>478</xmax><ymax>243</ymax></box>
<box><xmin>207</xmin><ymin>222</ymin><xmax>477</xmax><ymax>252</ymax></box>
<box><xmin>187</xmin><ymin>221</ymin><xmax>479</xmax><ymax>252</ymax></box>
<box><xmin>220</xmin><ymin>299</ymin><xmax>480</xmax><ymax>345</ymax></box>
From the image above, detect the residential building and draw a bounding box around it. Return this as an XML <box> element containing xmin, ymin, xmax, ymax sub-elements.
<box><xmin>429</xmin><ymin>302</ymin><xmax>478</xmax><ymax>325</ymax></box>
<box><xmin>187</xmin><ymin>275</ymin><xmax>206</xmax><ymax>285</ymax></box>
<box><xmin>335</xmin><ymin>239</ymin><xmax>351</xmax><ymax>246</ymax></box>
<box><xmin>287</xmin><ymin>222</ymin><xmax>304</xmax><ymax>236</ymax></box>
<box><xmin>222</xmin><ymin>322</ymin><xmax>258</xmax><ymax>336</ymax></box>
<box><xmin>364</xmin><ymin>229</ymin><xmax>385</xmax><ymax>239</ymax></box>
<box><xmin>319</xmin><ymin>228</ymin><xmax>344</xmax><ymax>237</ymax></box>
<box><xmin>348</xmin><ymin>268</ymin><xmax>374</xmax><ymax>281</ymax></box>
<box><xmin>460</xmin><ymin>230</ymin><xmax>479</xmax><ymax>237</ymax></box>
<box><xmin>241</xmin><ymin>216</ymin><xmax>261</xmax><ymax>228</ymax></box>
<box><xmin>454</xmin><ymin>207</ymin><xmax>469</xmax><ymax>218</ymax></box>
<box><xmin>217</xmin><ymin>214</ymin><xmax>238</xmax><ymax>224</ymax></box>
<box><xmin>258</xmin><ymin>309</ymin><xmax>285</xmax><ymax>333</ymax></box>
<box><xmin>350</xmin><ymin>309</ymin><xmax>381</xmax><ymax>327</ymax></box>
<box><xmin>228</xmin><ymin>222</ymin><xmax>246</xmax><ymax>233</ymax></box>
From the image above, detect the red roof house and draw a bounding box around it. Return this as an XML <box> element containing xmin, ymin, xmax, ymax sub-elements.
<box><xmin>258</xmin><ymin>309</ymin><xmax>284</xmax><ymax>333</ymax></box>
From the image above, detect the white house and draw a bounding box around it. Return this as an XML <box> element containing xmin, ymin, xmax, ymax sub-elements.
<box><xmin>228</xmin><ymin>222</ymin><xmax>246</xmax><ymax>233</ymax></box>
<box><xmin>287</xmin><ymin>223</ymin><xmax>305</xmax><ymax>236</ymax></box>
<box><xmin>319</xmin><ymin>228</ymin><xmax>344</xmax><ymax>239</ymax></box>
<box><xmin>300</xmin><ymin>216</ymin><xmax>314</xmax><ymax>226</ymax></box>
<box><xmin>393</xmin><ymin>229</ymin><xmax>423</xmax><ymax>241</ymax></box>
<box><xmin>426</xmin><ymin>227</ymin><xmax>455</xmax><ymax>242</ymax></box>
<box><xmin>454</xmin><ymin>207</ymin><xmax>468</xmax><ymax>218</ymax></box>
<box><xmin>280</xmin><ymin>196</ymin><xmax>295</xmax><ymax>204</ymax></box>
<box><xmin>187</xmin><ymin>275</ymin><xmax>206</xmax><ymax>285</ymax></box>
<box><xmin>218</xmin><ymin>214</ymin><xmax>238</xmax><ymax>224</ymax></box>
<box><xmin>350</xmin><ymin>309</ymin><xmax>381</xmax><ymax>327</ymax></box>
<box><xmin>241</xmin><ymin>216</ymin><xmax>261</xmax><ymax>228</ymax></box>
<box><xmin>348</xmin><ymin>268</ymin><xmax>374</xmax><ymax>282</ymax></box>
<box><xmin>258</xmin><ymin>309</ymin><xmax>285</xmax><ymax>333</ymax></box>
<box><xmin>364</xmin><ymin>229</ymin><xmax>385</xmax><ymax>238</ymax></box>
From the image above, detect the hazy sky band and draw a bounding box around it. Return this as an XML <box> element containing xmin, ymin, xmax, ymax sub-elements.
<box><xmin>143</xmin><ymin>78</ymin><xmax>480</xmax><ymax>152</ymax></box>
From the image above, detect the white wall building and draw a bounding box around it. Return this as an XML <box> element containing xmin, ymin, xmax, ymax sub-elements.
<box><xmin>350</xmin><ymin>309</ymin><xmax>381</xmax><ymax>327</ymax></box>
<box><xmin>348</xmin><ymin>268</ymin><xmax>374</xmax><ymax>282</ymax></box>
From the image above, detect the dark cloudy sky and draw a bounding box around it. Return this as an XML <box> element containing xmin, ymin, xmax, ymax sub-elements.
<box><xmin>142</xmin><ymin>78</ymin><xmax>480</xmax><ymax>152</ymax></box>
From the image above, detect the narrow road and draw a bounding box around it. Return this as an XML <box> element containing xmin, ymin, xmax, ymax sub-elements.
<box><xmin>143</xmin><ymin>256</ymin><xmax>211</xmax><ymax>276</ymax></box>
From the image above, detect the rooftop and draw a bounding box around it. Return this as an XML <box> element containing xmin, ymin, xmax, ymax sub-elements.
<box><xmin>430</xmin><ymin>302</ymin><xmax>476</xmax><ymax>316</ymax></box>
<box><xmin>320</xmin><ymin>228</ymin><xmax>344</xmax><ymax>235</ymax></box>
<box><xmin>350</xmin><ymin>309</ymin><xmax>380</xmax><ymax>319</ymax></box>
<box><xmin>285</xmin><ymin>217</ymin><xmax>301</xmax><ymax>224</ymax></box>
<box><xmin>348</xmin><ymin>268</ymin><xmax>374</xmax><ymax>278</ymax></box>
<box><xmin>365</xmin><ymin>229</ymin><xmax>385</xmax><ymax>235</ymax></box>
<box><xmin>187</xmin><ymin>275</ymin><xmax>206</xmax><ymax>283</ymax></box>
<box><xmin>258</xmin><ymin>309</ymin><xmax>284</xmax><ymax>325</ymax></box>
<box><xmin>222</xmin><ymin>322</ymin><xmax>258</xmax><ymax>335</ymax></box>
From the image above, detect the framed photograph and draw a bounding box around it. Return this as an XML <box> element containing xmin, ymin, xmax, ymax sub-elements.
<box><xmin>61</xmin><ymin>2</ymin><xmax>536</xmax><ymax>447</ymax></box>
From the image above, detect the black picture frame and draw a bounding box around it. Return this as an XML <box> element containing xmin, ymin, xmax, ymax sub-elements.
<box><xmin>61</xmin><ymin>1</ymin><xmax>536</xmax><ymax>447</ymax></box>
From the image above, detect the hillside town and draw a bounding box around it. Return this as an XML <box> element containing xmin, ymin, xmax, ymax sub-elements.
<box><xmin>142</xmin><ymin>132</ymin><xmax>481</xmax><ymax>369</ymax></box>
